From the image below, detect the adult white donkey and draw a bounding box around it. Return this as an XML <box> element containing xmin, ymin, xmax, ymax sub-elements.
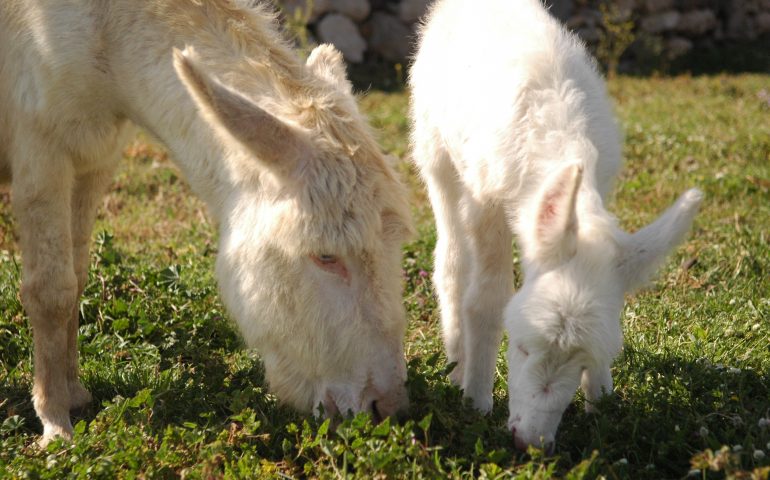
<box><xmin>410</xmin><ymin>0</ymin><xmax>703</xmax><ymax>451</ymax></box>
<box><xmin>0</xmin><ymin>1</ymin><xmax>412</xmax><ymax>446</ymax></box>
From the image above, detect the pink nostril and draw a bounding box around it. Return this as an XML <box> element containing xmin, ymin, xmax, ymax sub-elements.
<box><xmin>512</xmin><ymin>429</ymin><xmax>529</xmax><ymax>452</ymax></box>
<box><xmin>514</xmin><ymin>436</ymin><xmax>529</xmax><ymax>452</ymax></box>
<box><xmin>370</xmin><ymin>400</ymin><xmax>383</xmax><ymax>423</ymax></box>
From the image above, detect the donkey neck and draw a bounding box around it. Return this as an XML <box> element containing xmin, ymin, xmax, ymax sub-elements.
<box><xmin>123</xmin><ymin>75</ymin><xmax>234</xmax><ymax>222</ymax></box>
<box><xmin>110</xmin><ymin>1</ymin><xmax>307</xmax><ymax>222</ymax></box>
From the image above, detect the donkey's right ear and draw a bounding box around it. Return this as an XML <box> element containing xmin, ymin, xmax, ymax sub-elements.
<box><xmin>617</xmin><ymin>188</ymin><xmax>703</xmax><ymax>292</ymax></box>
<box><xmin>306</xmin><ymin>44</ymin><xmax>353</xmax><ymax>94</ymax></box>
<box><xmin>173</xmin><ymin>47</ymin><xmax>310</xmax><ymax>180</ymax></box>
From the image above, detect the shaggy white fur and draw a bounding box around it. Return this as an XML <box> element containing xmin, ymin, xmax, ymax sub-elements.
<box><xmin>410</xmin><ymin>0</ymin><xmax>703</xmax><ymax>450</ymax></box>
<box><xmin>0</xmin><ymin>0</ymin><xmax>412</xmax><ymax>446</ymax></box>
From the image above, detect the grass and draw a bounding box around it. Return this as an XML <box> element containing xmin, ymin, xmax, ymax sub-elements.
<box><xmin>1</xmin><ymin>73</ymin><xmax>769</xmax><ymax>479</ymax></box>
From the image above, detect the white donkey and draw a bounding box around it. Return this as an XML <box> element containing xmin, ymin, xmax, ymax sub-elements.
<box><xmin>0</xmin><ymin>0</ymin><xmax>413</xmax><ymax>446</ymax></box>
<box><xmin>410</xmin><ymin>0</ymin><xmax>703</xmax><ymax>451</ymax></box>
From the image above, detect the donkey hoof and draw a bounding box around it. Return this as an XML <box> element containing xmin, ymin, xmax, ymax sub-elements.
<box><xmin>447</xmin><ymin>363</ymin><xmax>464</xmax><ymax>387</ymax></box>
<box><xmin>69</xmin><ymin>381</ymin><xmax>93</xmax><ymax>410</ymax></box>
<box><xmin>39</xmin><ymin>422</ymin><xmax>74</xmax><ymax>448</ymax></box>
<box><xmin>466</xmin><ymin>393</ymin><xmax>493</xmax><ymax>414</ymax></box>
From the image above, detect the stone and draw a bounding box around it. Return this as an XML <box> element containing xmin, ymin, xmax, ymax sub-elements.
<box><xmin>679</xmin><ymin>0</ymin><xmax>715</xmax><ymax>7</ymax></box>
<box><xmin>666</xmin><ymin>36</ymin><xmax>693</xmax><ymax>58</ymax></box>
<box><xmin>645</xmin><ymin>0</ymin><xmax>675</xmax><ymax>13</ymax></box>
<box><xmin>726</xmin><ymin>10</ymin><xmax>757</xmax><ymax>39</ymax></box>
<box><xmin>744</xmin><ymin>0</ymin><xmax>762</xmax><ymax>14</ymax></box>
<box><xmin>726</xmin><ymin>0</ymin><xmax>761</xmax><ymax>14</ymax></box>
<box><xmin>713</xmin><ymin>22</ymin><xmax>725</xmax><ymax>40</ymax></box>
<box><xmin>398</xmin><ymin>0</ymin><xmax>432</xmax><ymax>23</ymax></box>
<box><xmin>280</xmin><ymin>0</ymin><xmax>331</xmax><ymax>23</ymax></box>
<box><xmin>757</xmin><ymin>12</ymin><xmax>770</xmax><ymax>33</ymax></box>
<box><xmin>329</xmin><ymin>0</ymin><xmax>371</xmax><ymax>22</ymax></box>
<box><xmin>366</xmin><ymin>12</ymin><xmax>412</xmax><ymax>63</ymax></box>
<box><xmin>676</xmin><ymin>9</ymin><xmax>717</xmax><ymax>35</ymax></box>
<box><xmin>316</xmin><ymin>13</ymin><xmax>367</xmax><ymax>63</ymax></box>
<box><xmin>641</xmin><ymin>10</ymin><xmax>681</xmax><ymax>33</ymax></box>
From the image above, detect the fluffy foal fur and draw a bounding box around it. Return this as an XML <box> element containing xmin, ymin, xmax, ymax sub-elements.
<box><xmin>410</xmin><ymin>0</ymin><xmax>702</xmax><ymax>450</ymax></box>
<box><xmin>0</xmin><ymin>0</ymin><xmax>412</xmax><ymax>446</ymax></box>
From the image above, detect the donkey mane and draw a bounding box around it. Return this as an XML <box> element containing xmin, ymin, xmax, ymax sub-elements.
<box><xmin>150</xmin><ymin>0</ymin><xmax>392</xmax><ymax>178</ymax></box>
<box><xmin>148</xmin><ymin>0</ymin><xmax>301</xmax><ymax>80</ymax></box>
<box><xmin>150</xmin><ymin>0</ymin><xmax>410</xmax><ymax>255</ymax></box>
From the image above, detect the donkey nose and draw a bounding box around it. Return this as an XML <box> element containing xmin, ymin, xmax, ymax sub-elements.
<box><xmin>370</xmin><ymin>400</ymin><xmax>383</xmax><ymax>423</ymax></box>
<box><xmin>512</xmin><ymin>429</ymin><xmax>529</xmax><ymax>451</ymax></box>
<box><xmin>366</xmin><ymin>385</ymin><xmax>409</xmax><ymax>422</ymax></box>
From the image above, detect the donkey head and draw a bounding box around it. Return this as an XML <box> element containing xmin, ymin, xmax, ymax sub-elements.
<box><xmin>172</xmin><ymin>45</ymin><xmax>413</xmax><ymax>421</ymax></box>
<box><xmin>506</xmin><ymin>163</ymin><xmax>703</xmax><ymax>451</ymax></box>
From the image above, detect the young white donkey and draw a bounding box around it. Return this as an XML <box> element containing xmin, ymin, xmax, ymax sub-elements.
<box><xmin>410</xmin><ymin>0</ymin><xmax>703</xmax><ymax>451</ymax></box>
<box><xmin>0</xmin><ymin>0</ymin><xmax>412</xmax><ymax>446</ymax></box>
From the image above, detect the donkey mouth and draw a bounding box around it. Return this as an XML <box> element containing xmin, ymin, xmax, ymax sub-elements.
<box><xmin>512</xmin><ymin>427</ymin><xmax>555</xmax><ymax>455</ymax></box>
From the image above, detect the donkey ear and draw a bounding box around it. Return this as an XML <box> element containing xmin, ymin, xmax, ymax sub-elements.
<box><xmin>173</xmin><ymin>47</ymin><xmax>309</xmax><ymax>179</ymax></box>
<box><xmin>617</xmin><ymin>188</ymin><xmax>703</xmax><ymax>292</ymax></box>
<box><xmin>306</xmin><ymin>44</ymin><xmax>353</xmax><ymax>93</ymax></box>
<box><xmin>531</xmin><ymin>163</ymin><xmax>583</xmax><ymax>264</ymax></box>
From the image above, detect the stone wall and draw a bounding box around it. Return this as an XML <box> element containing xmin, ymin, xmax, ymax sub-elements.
<box><xmin>277</xmin><ymin>0</ymin><xmax>770</xmax><ymax>66</ymax></box>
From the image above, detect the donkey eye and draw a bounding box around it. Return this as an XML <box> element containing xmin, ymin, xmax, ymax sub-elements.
<box><xmin>310</xmin><ymin>254</ymin><xmax>350</xmax><ymax>282</ymax></box>
<box><xmin>317</xmin><ymin>254</ymin><xmax>337</xmax><ymax>264</ymax></box>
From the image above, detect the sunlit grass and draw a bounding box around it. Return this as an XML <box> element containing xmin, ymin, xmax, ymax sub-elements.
<box><xmin>1</xmin><ymin>74</ymin><xmax>768</xmax><ymax>478</ymax></box>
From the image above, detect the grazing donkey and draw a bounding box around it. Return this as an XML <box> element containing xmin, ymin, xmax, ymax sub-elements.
<box><xmin>410</xmin><ymin>0</ymin><xmax>703</xmax><ymax>450</ymax></box>
<box><xmin>0</xmin><ymin>0</ymin><xmax>413</xmax><ymax>446</ymax></box>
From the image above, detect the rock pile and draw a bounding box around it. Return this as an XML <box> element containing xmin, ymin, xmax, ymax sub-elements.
<box><xmin>276</xmin><ymin>0</ymin><xmax>770</xmax><ymax>64</ymax></box>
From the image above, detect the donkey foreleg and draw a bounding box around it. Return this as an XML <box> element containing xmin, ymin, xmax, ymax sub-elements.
<box><xmin>67</xmin><ymin>166</ymin><xmax>117</xmax><ymax>410</ymax></box>
<box><xmin>581</xmin><ymin>364</ymin><xmax>613</xmax><ymax>413</ymax></box>
<box><xmin>13</xmin><ymin>144</ymin><xmax>78</xmax><ymax>445</ymax></box>
<box><xmin>422</xmin><ymin>155</ymin><xmax>471</xmax><ymax>387</ymax></box>
<box><xmin>460</xmin><ymin>202</ymin><xmax>512</xmax><ymax>413</ymax></box>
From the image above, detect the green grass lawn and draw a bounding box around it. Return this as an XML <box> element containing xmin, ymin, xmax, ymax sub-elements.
<box><xmin>1</xmin><ymin>73</ymin><xmax>769</xmax><ymax>478</ymax></box>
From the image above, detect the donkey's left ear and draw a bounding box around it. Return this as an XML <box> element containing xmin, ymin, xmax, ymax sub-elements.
<box><xmin>306</xmin><ymin>44</ymin><xmax>353</xmax><ymax>93</ymax></box>
<box><xmin>173</xmin><ymin>47</ymin><xmax>310</xmax><ymax>181</ymax></box>
<box><xmin>529</xmin><ymin>163</ymin><xmax>583</xmax><ymax>265</ymax></box>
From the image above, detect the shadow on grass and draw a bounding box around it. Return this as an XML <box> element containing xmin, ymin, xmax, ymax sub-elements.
<box><xmin>6</xmin><ymin>334</ymin><xmax>765</xmax><ymax>469</ymax></box>
<box><xmin>405</xmin><ymin>353</ymin><xmax>514</xmax><ymax>456</ymax></box>
<box><xmin>5</xmin><ymin>317</ymin><xmax>769</xmax><ymax>478</ymax></box>
<box><xmin>558</xmin><ymin>346</ymin><xmax>770</xmax><ymax>478</ymax></box>
<box><xmin>0</xmin><ymin>380</ymin><xmax>36</xmax><ymax>429</ymax></box>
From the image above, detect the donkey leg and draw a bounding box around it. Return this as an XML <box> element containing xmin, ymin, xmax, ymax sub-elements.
<box><xmin>460</xmin><ymin>202</ymin><xmax>513</xmax><ymax>413</ymax></box>
<box><xmin>422</xmin><ymin>154</ymin><xmax>471</xmax><ymax>387</ymax></box>
<box><xmin>13</xmin><ymin>152</ymin><xmax>77</xmax><ymax>445</ymax></box>
<box><xmin>581</xmin><ymin>365</ymin><xmax>613</xmax><ymax>413</ymax></box>
<box><xmin>67</xmin><ymin>167</ymin><xmax>116</xmax><ymax>410</ymax></box>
